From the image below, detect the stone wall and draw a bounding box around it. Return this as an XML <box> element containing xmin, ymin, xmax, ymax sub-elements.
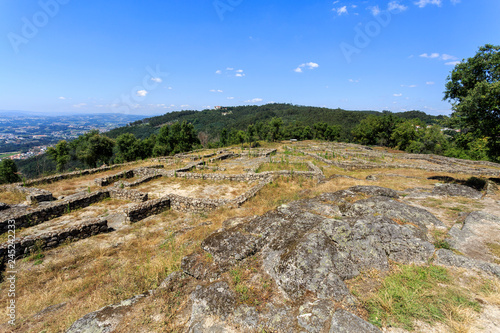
<box><xmin>6</xmin><ymin>185</ymin><xmax>55</xmax><ymax>204</ymax></box>
<box><xmin>0</xmin><ymin>191</ymin><xmax>110</xmax><ymax>234</ymax></box>
<box><xmin>0</xmin><ymin>218</ymin><xmax>110</xmax><ymax>273</ymax></box>
<box><xmin>126</xmin><ymin>176</ymin><xmax>275</xmax><ymax>221</ymax></box>
<box><xmin>126</xmin><ymin>197</ymin><xmax>171</xmax><ymax>223</ymax></box>
<box><xmin>239</xmin><ymin>148</ymin><xmax>277</xmax><ymax>157</ymax></box>
<box><xmin>95</xmin><ymin>165</ymin><xmax>164</xmax><ymax>187</ymax></box>
<box><xmin>8</xmin><ymin>162</ymin><xmax>139</xmax><ymax>188</ymax></box>
<box><xmin>109</xmin><ymin>188</ymin><xmax>148</xmax><ymax>202</ymax></box>
<box><xmin>95</xmin><ymin>170</ymin><xmax>135</xmax><ymax>187</ymax></box>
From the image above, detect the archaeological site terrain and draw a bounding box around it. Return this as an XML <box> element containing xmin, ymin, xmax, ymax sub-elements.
<box><xmin>1</xmin><ymin>141</ymin><xmax>499</xmax><ymax>333</ymax></box>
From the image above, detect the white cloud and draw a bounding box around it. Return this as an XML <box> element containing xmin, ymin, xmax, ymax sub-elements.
<box><xmin>58</xmin><ymin>96</ymin><xmax>66</xmax><ymax>100</ymax></box>
<box><xmin>426</xmin><ymin>81</ymin><xmax>435</xmax><ymax>85</ymax></box>
<box><xmin>245</xmin><ymin>98</ymin><xmax>263</xmax><ymax>103</ymax></box>
<box><xmin>236</xmin><ymin>69</ymin><xmax>244</xmax><ymax>73</ymax></box>
<box><xmin>181</xmin><ymin>104</ymin><xmax>190</xmax><ymax>107</ymax></box>
<box><xmin>235</xmin><ymin>73</ymin><xmax>245</xmax><ymax>77</ymax></box>
<box><xmin>393</xmin><ymin>93</ymin><xmax>403</xmax><ymax>97</ymax></box>
<box><xmin>151</xmin><ymin>77</ymin><xmax>162</xmax><ymax>83</ymax></box>
<box><xmin>414</xmin><ymin>0</ymin><xmax>442</xmax><ymax>8</ymax></box>
<box><xmin>136</xmin><ymin>90</ymin><xmax>148</xmax><ymax>97</ymax></box>
<box><xmin>215</xmin><ymin>70</ymin><xmax>222</xmax><ymax>74</ymax></box>
<box><xmin>305</xmin><ymin>62</ymin><xmax>319</xmax><ymax>69</ymax></box>
<box><xmin>227</xmin><ymin>97</ymin><xmax>234</xmax><ymax>100</ymax></box>
<box><xmin>210</xmin><ymin>89</ymin><xmax>224</xmax><ymax>93</ymax></box>
<box><xmin>168</xmin><ymin>86</ymin><xmax>173</xmax><ymax>90</ymax></box>
<box><xmin>401</xmin><ymin>84</ymin><xmax>417</xmax><ymax>88</ymax></box>
<box><xmin>226</xmin><ymin>67</ymin><xmax>234</xmax><ymax>71</ymax></box>
<box><xmin>388</xmin><ymin>1</ymin><xmax>408</xmax><ymax>12</ymax></box>
<box><xmin>369</xmin><ymin>6</ymin><xmax>381</xmax><ymax>16</ymax></box>
<box><xmin>420</xmin><ymin>53</ymin><xmax>440</xmax><ymax>58</ymax></box>
<box><xmin>441</xmin><ymin>54</ymin><xmax>457</xmax><ymax>61</ymax></box>
<box><xmin>294</xmin><ymin>62</ymin><xmax>319</xmax><ymax>72</ymax></box>
<box><xmin>349</xmin><ymin>79</ymin><xmax>360</xmax><ymax>83</ymax></box>
<box><xmin>73</xmin><ymin>103</ymin><xmax>87</xmax><ymax>108</ymax></box>
<box><xmin>335</xmin><ymin>6</ymin><xmax>348</xmax><ymax>15</ymax></box>
<box><xmin>445</xmin><ymin>61</ymin><xmax>461</xmax><ymax>66</ymax></box>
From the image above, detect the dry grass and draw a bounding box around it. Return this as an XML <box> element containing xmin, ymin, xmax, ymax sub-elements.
<box><xmin>2</xmin><ymin>142</ymin><xmax>500</xmax><ymax>332</ymax></box>
<box><xmin>0</xmin><ymin>189</ymin><xmax>27</xmax><ymax>205</ymax></box>
<box><xmin>0</xmin><ymin>174</ymin><xmax>319</xmax><ymax>332</ymax></box>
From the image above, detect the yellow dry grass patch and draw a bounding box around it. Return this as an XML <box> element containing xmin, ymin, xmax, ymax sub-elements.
<box><xmin>0</xmin><ymin>189</ymin><xmax>26</xmax><ymax>205</ymax></box>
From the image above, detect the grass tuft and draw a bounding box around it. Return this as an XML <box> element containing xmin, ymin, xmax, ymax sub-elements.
<box><xmin>364</xmin><ymin>265</ymin><xmax>480</xmax><ymax>330</ymax></box>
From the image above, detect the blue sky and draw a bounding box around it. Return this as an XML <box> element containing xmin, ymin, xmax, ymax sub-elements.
<box><xmin>0</xmin><ymin>0</ymin><xmax>498</xmax><ymax>116</ymax></box>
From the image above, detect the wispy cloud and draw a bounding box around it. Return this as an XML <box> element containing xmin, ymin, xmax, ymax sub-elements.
<box><xmin>227</xmin><ymin>97</ymin><xmax>234</xmax><ymax>100</ymax></box>
<box><xmin>401</xmin><ymin>84</ymin><xmax>417</xmax><ymax>88</ymax></box>
<box><xmin>393</xmin><ymin>93</ymin><xmax>403</xmax><ymax>97</ymax></box>
<box><xmin>420</xmin><ymin>53</ymin><xmax>440</xmax><ymax>58</ymax></box>
<box><xmin>414</xmin><ymin>0</ymin><xmax>442</xmax><ymax>8</ymax></box>
<box><xmin>245</xmin><ymin>98</ymin><xmax>263</xmax><ymax>103</ymax></box>
<box><xmin>348</xmin><ymin>79</ymin><xmax>360</xmax><ymax>83</ymax></box>
<box><xmin>58</xmin><ymin>96</ymin><xmax>66</xmax><ymax>100</ymax></box>
<box><xmin>445</xmin><ymin>61</ymin><xmax>461</xmax><ymax>66</ymax></box>
<box><xmin>369</xmin><ymin>6</ymin><xmax>381</xmax><ymax>16</ymax></box>
<box><xmin>151</xmin><ymin>77</ymin><xmax>162</xmax><ymax>83</ymax></box>
<box><xmin>235</xmin><ymin>73</ymin><xmax>245</xmax><ymax>77</ymax></box>
<box><xmin>215</xmin><ymin>70</ymin><xmax>222</xmax><ymax>74</ymax></box>
<box><xmin>73</xmin><ymin>103</ymin><xmax>87</xmax><ymax>108</ymax></box>
<box><xmin>294</xmin><ymin>62</ymin><xmax>319</xmax><ymax>73</ymax></box>
<box><xmin>388</xmin><ymin>1</ymin><xmax>408</xmax><ymax>12</ymax></box>
<box><xmin>335</xmin><ymin>6</ymin><xmax>348</xmax><ymax>15</ymax></box>
<box><xmin>426</xmin><ymin>81</ymin><xmax>435</xmax><ymax>85</ymax></box>
<box><xmin>210</xmin><ymin>89</ymin><xmax>223</xmax><ymax>93</ymax></box>
<box><xmin>136</xmin><ymin>90</ymin><xmax>148</xmax><ymax>97</ymax></box>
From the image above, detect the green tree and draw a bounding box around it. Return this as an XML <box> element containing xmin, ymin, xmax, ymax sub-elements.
<box><xmin>269</xmin><ymin>117</ymin><xmax>283</xmax><ymax>142</ymax></box>
<box><xmin>46</xmin><ymin>140</ymin><xmax>70</xmax><ymax>172</ymax></box>
<box><xmin>74</xmin><ymin>130</ymin><xmax>115</xmax><ymax>167</ymax></box>
<box><xmin>391</xmin><ymin>119</ymin><xmax>424</xmax><ymax>151</ymax></box>
<box><xmin>116</xmin><ymin>133</ymin><xmax>140</xmax><ymax>162</ymax></box>
<box><xmin>444</xmin><ymin>44</ymin><xmax>500</xmax><ymax>161</ymax></box>
<box><xmin>0</xmin><ymin>159</ymin><xmax>20</xmax><ymax>184</ymax></box>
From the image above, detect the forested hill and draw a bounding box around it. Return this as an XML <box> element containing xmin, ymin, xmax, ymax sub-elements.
<box><xmin>105</xmin><ymin>104</ymin><xmax>446</xmax><ymax>141</ymax></box>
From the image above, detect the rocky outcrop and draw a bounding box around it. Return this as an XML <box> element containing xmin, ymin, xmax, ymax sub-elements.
<box><xmin>179</xmin><ymin>186</ymin><xmax>444</xmax><ymax>331</ymax></box>
<box><xmin>432</xmin><ymin>183</ymin><xmax>483</xmax><ymax>199</ymax></box>
<box><xmin>66</xmin><ymin>294</ymin><xmax>148</xmax><ymax>333</ymax></box>
<box><xmin>448</xmin><ymin>211</ymin><xmax>500</xmax><ymax>263</ymax></box>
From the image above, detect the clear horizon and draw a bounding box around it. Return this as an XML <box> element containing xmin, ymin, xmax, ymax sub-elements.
<box><xmin>1</xmin><ymin>0</ymin><xmax>498</xmax><ymax>116</ymax></box>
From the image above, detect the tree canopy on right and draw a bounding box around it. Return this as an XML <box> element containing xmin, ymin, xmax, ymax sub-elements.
<box><xmin>444</xmin><ymin>44</ymin><xmax>500</xmax><ymax>161</ymax></box>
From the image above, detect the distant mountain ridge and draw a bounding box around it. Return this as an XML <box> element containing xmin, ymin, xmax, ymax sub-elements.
<box><xmin>105</xmin><ymin>103</ymin><xmax>447</xmax><ymax>141</ymax></box>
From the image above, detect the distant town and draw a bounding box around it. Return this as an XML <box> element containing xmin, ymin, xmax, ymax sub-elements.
<box><xmin>0</xmin><ymin>112</ymin><xmax>147</xmax><ymax>160</ymax></box>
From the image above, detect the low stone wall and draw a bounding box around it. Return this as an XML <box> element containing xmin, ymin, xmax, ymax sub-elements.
<box><xmin>126</xmin><ymin>197</ymin><xmax>171</xmax><ymax>223</ymax></box>
<box><xmin>0</xmin><ymin>191</ymin><xmax>110</xmax><ymax>234</ymax></box>
<box><xmin>95</xmin><ymin>170</ymin><xmax>135</xmax><ymax>187</ymax></box>
<box><xmin>175</xmin><ymin>161</ymin><xmax>205</xmax><ymax>173</ymax></box>
<box><xmin>109</xmin><ymin>188</ymin><xmax>148</xmax><ymax>202</ymax></box>
<box><xmin>0</xmin><ymin>218</ymin><xmax>110</xmax><ymax>271</ymax></box>
<box><xmin>126</xmin><ymin>176</ymin><xmax>275</xmax><ymax>221</ymax></box>
<box><xmin>209</xmin><ymin>153</ymin><xmax>237</xmax><ymax>163</ymax></box>
<box><xmin>239</xmin><ymin>149</ymin><xmax>277</xmax><ymax>157</ymax></box>
<box><xmin>9</xmin><ymin>162</ymin><xmax>140</xmax><ymax>188</ymax></box>
<box><xmin>5</xmin><ymin>185</ymin><xmax>55</xmax><ymax>204</ymax></box>
<box><xmin>119</xmin><ymin>174</ymin><xmax>163</xmax><ymax>188</ymax></box>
